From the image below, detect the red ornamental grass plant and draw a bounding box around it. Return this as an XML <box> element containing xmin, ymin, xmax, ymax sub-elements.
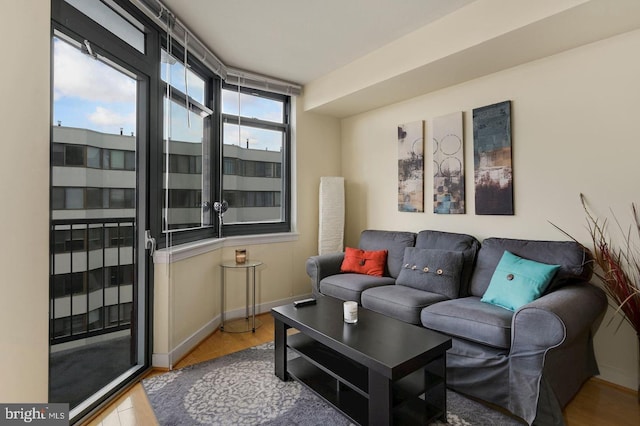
<box><xmin>554</xmin><ymin>194</ymin><xmax>640</xmax><ymax>400</ymax></box>
<box><xmin>557</xmin><ymin>194</ymin><xmax>640</xmax><ymax>335</ymax></box>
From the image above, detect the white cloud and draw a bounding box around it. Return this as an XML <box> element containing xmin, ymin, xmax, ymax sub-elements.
<box><xmin>53</xmin><ymin>38</ymin><xmax>136</xmax><ymax>103</ymax></box>
<box><xmin>88</xmin><ymin>106</ymin><xmax>135</xmax><ymax>128</ymax></box>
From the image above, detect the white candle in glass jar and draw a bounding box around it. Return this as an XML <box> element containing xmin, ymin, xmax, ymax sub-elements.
<box><xmin>343</xmin><ymin>301</ymin><xmax>358</xmax><ymax>324</ymax></box>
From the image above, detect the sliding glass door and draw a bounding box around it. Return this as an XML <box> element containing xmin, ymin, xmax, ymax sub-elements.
<box><xmin>50</xmin><ymin>0</ymin><xmax>154</xmax><ymax>420</ymax></box>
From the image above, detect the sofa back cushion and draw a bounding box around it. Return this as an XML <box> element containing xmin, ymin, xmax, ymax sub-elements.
<box><xmin>415</xmin><ymin>230</ymin><xmax>480</xmax><ymax>297</ymax></box>
<box><xmin>396</xmin><ymin>248</ymin><xmax>464</xmax><ymax>299</ymax></box>
<box><xmin>358</xmin><ymin>230</ymin><xmax>416</xmax><ymax>278</ymax></box>
<box><xmin>469</xmin><ymin>237</ymin><xmax>594</xmax><ymax>297</ymax></box>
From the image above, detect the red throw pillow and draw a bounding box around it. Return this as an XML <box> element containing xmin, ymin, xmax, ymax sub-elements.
<box><xmin>340</xmin><ymin>247</ymin><xmax>388</xmax><ymax>277</ymax></box>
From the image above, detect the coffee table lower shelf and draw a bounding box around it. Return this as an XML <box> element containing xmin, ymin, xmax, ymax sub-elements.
<box><xmin>286</xmin><ymin>333</ymin><xmax>446</xmax><ymax>425</ymax></box>
<box><xmin>288</xmin><ymin>357</ymin><xmax>368</xmax><ymax>424</ymax></box>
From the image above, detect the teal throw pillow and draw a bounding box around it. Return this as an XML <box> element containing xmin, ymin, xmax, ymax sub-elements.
<box><xmin>481</xmin><ymin>251</ymin><xmax>560</xmax><ymax>311</ymax></box>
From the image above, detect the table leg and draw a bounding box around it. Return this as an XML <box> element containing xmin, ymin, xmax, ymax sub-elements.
<box><xmin>251</xmin><ymin>266</ymin><xmax>256</xmax><ymax>332</ymax></box>
<box><xmin>369</xmin><ymin>370</ymin><xmax>393</xmax><ymax>426</ymax></box>
<box><xmin>425</xmin><ymin>353</ymin><xmax>447</xmax><ymax>423</ymax></box>
<box><xmin>245</xmin><ymin>268</ymin><xmax>249</xmax><ymax>319</ymax></box>
<box><xmin>220</xmin><ymin>267</ymin><xmax>225</xmax><ymax>331</ymax></box>
<box><xmin>274</xmin><ymin>318</ymin><xmax>288</xmax><ymax>380</ymax></box>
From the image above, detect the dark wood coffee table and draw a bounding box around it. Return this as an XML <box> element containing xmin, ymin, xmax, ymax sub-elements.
<box><xmin>272</xmin><ymin>296</ymin><xmax>452</xmax><ymax>426</ymax></box>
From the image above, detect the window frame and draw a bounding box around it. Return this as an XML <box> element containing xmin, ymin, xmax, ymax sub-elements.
<box><xmin>158</xmin><ymin>38</ymin><xmax>220</xmax><ymax>246</ymax></box>
<box><xmin>220</xmin><ymin>83</ymin><xmax>291</xmax><ymax>236</ymax></box>
<box><xmin>52</xmin><ymin>0</ymin><xmax>293</xmax><ymax>250</ymax></box>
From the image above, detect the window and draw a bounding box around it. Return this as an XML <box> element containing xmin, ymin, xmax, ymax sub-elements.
<box><xmin>66</xmin><ymin>145</ymin><xmax>85</xmax><ymax>166</ymax></box>
<box><xmin>110</xmin><ymin>150</ymin><xmax>125</xmax><ymax>169</ymax></box>
<box><xmin>53</xmin><ymin>317</ymin><xmax>71</xmax><ymax>338</ymax></box>
<box><xmin>53</xmin><ymin>143</ymin><xmax>137</xmax><ymax>171</ymax></box>
<box><xmin>53</xmin><ymin>0</ymin><xmax>294</xmax><ymax>249</ymax></box>
<box><xmin>52</xmin><ymin>187</ymin><xmax>65</xmax><ymax>210</ymax></box>
<box><xmin>105</xmin><ymin>225</ymin><xmax>134</xmax><ymax>247</ymax></box>
<box><xmin>86</xmin><ymin>188</ymin><xmax>104</xmax><ymax>209</ymax></box>
<box><xmin>110</xmin><ymin>188</ymin><xmax>125</xmax><ymax>208</ymax></box>
<box><xmin>88</xmin><ymin>268</ymin><xmax>103</xmax><ymax>292</ymax></box>
<box><xmin>88</xmin><ymin>308</ymin><xmax>103</xmax><ymax>331</ymax></box>
<box><xmin>102</xmin><ymin>150</ymin><xmax>110</xmax><ymax>170</ymax></box>
<box><xmin>65</xmin><ymin>187</ymin><xmax>84</xmax><ymax>209</ymax></box>
<box><xmin>125</xmin><ymin>151</ymin><xmax>135</xmax><ymax>170</ymax></box>
<box><xmin>221</xmin><ymin>86</ymin><xmax>290</xmax><ymax>235</ymax></box>
<box><xmin>52</xmin><ymin>271</ymin><xmax>87</xmax><ymax>297</ymax></box>
<box><xmin>161</xmin><ymin>46</ymin><xmax>214</xmax><ymax>236</ymax></box>
<box><xmin>51</xmin><ymin>187</ymin><xmax>136</xmax><ymax>210</ymax></box>
<box><xmin>88</xmin><ymin>227</ymin><xmax>103</xmax><ymax>250</ymax></box>
<box><xmin>87</xmin><ymin>147</ymin><xmax>101</xmax><ymax>168</ymax></box>
<box><xmin>52</xmin><ymin>143</ymin><xmax>65</xmax><ymax>165</ymax></box>
<box><xmin>52</xmin><ymin>143</ymin><xmax>86</xmax><ymax>167</ymax></box>
<box><xmin>105</xmin><ymin>302</ymin><xmax>131</xmax><ymax>327</ymax></box>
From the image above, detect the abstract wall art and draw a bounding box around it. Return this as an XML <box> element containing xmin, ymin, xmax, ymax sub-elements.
<box><xmin>398</xmin><ymin>120</ymin><xmax>424</xmax><ymax>212</ymax></box>
<box><xmin>433</xmin><ymin>111</ymin><xmax>465</xmax><ymax>214</ymax></box>
<box><xmin>473</xmin><ymin>100</ymin><xmax>514</xmax><ymax>215</ymax></box>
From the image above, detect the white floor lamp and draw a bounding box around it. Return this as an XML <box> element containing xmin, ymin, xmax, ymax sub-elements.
<box><xmin>318</xmin><ymin>176</ymin><xmax>345</xmax><ymax>255</ymax></box>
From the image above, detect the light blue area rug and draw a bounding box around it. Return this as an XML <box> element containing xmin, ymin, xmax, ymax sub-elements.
<box><xmin>142</xmin><ymin>342</ymin><xmax>523</xmax><ymax>425</ymax></box>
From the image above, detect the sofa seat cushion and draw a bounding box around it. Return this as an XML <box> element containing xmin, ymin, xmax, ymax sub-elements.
<box><xmin>361</xmin><ymin>285</ymin><xmax>448</xmax><ymax>325</ymax></box>
<box><xmin>319</xmin><ymin>273</ymin><xmax>395</xmax><ymax>304</ymax></box>
<box><xmin>420</xmin><ymin>297</ymin><xmax>514</xmax><ymax>349</ymax></box>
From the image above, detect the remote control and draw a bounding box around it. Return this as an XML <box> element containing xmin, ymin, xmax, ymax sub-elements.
<box><xmin>293</xmin><ymin>298</ymin><xmax>316</xmax><ymax>307</ymax></box>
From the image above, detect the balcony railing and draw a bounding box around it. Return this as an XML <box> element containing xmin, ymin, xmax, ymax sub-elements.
<box><xmin>50</xmin><ymin>218</ymin><xmax>136</xmax><ymax>345</ymax></box>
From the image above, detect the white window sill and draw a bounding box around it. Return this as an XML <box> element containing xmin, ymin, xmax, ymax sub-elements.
<box><xmin>153</xmin><ymin>232</ymin><xmax>300</xmax><ymax>264</ymax></box>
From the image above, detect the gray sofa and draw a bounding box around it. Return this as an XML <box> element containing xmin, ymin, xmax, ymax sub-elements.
<box><xmin>305</xmin><ymin>229</ymin><xmax>607</xmax><ymax>426</ymax></box>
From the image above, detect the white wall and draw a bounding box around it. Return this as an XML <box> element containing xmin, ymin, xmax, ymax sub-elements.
<box><xmin>340</xmin><ymin>29</ymin><xmax>640</xmax><ymax>389</ymax></box>
<box><xmin>152</xmin><ymin>98</ymin><xmax>342</xmax><ymax>367</ymax></box>
<box><xmin>0</xmin><ymin>0</ymin><xmax>50</xmax><ymax>402</ymax></box>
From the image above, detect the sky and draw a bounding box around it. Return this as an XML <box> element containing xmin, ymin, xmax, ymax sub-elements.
<box><xmin>221</xmin><ymin>89</ymin><xmax>284</xmax><ymax>151</ymax></box>
<box><xmin>53</xmin><ymin>37</ymin><xmax>284</xmax><ymax>151</ymax></box>
<box><xmin>53</xmin><ymin>37</ymin><xmax>136</xmax><ymax>136</ymax></box>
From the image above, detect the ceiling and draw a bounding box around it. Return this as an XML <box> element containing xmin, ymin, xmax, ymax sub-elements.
<box><xmin>161</xmin><ymin>0</ymin><xmax>476</xmax><ymax>85</ymax></box>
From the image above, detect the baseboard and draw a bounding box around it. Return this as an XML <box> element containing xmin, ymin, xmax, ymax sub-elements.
<box><xmin>151</xmin><ymin>353</ymin><xmax>171</xmax><ymax>369</ymax></box>
<box><xmin>152</xmin><ymin>316</ymin><xmax>220</xmax><ymax>369</ymax></box>
<box><xmin>222</xmin><ymin>293</ymin><xmax>312</xmax><ymax>320</ymax></box>
<box><xmin>590</xmin><ymin>376</ymin><xmax>638</xmax><ymax>395</ymax></box>
<box><xmin>152</xmin><ymin>294</ymin><xmax>310</xmax><ymax>369</ymax></box>
<box><xmin>596</xmin><ymin>364</ymin><xmax>637</xmax><ymax>391</ymax></box>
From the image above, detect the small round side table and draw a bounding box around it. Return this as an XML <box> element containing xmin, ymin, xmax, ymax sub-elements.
<box><xmin>219</xmin><ymin>260</ymin><xmax>263</xmax><ymax>332</ymax></box>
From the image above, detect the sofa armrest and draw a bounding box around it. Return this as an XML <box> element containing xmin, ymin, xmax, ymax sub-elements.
<box><xmin>511</xmin><ymin>283</ymin><xmax>606</xmax><ymax>351</ymax></box>
<box><xmin>306</xmin><ymin>253</ymin><xmax>345</xmax><ymax>296</ymax></box>
<box><xmin>508</xmin><ymin>283</ymin><xmax>606</xmax><ymax>424</ymax></box>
